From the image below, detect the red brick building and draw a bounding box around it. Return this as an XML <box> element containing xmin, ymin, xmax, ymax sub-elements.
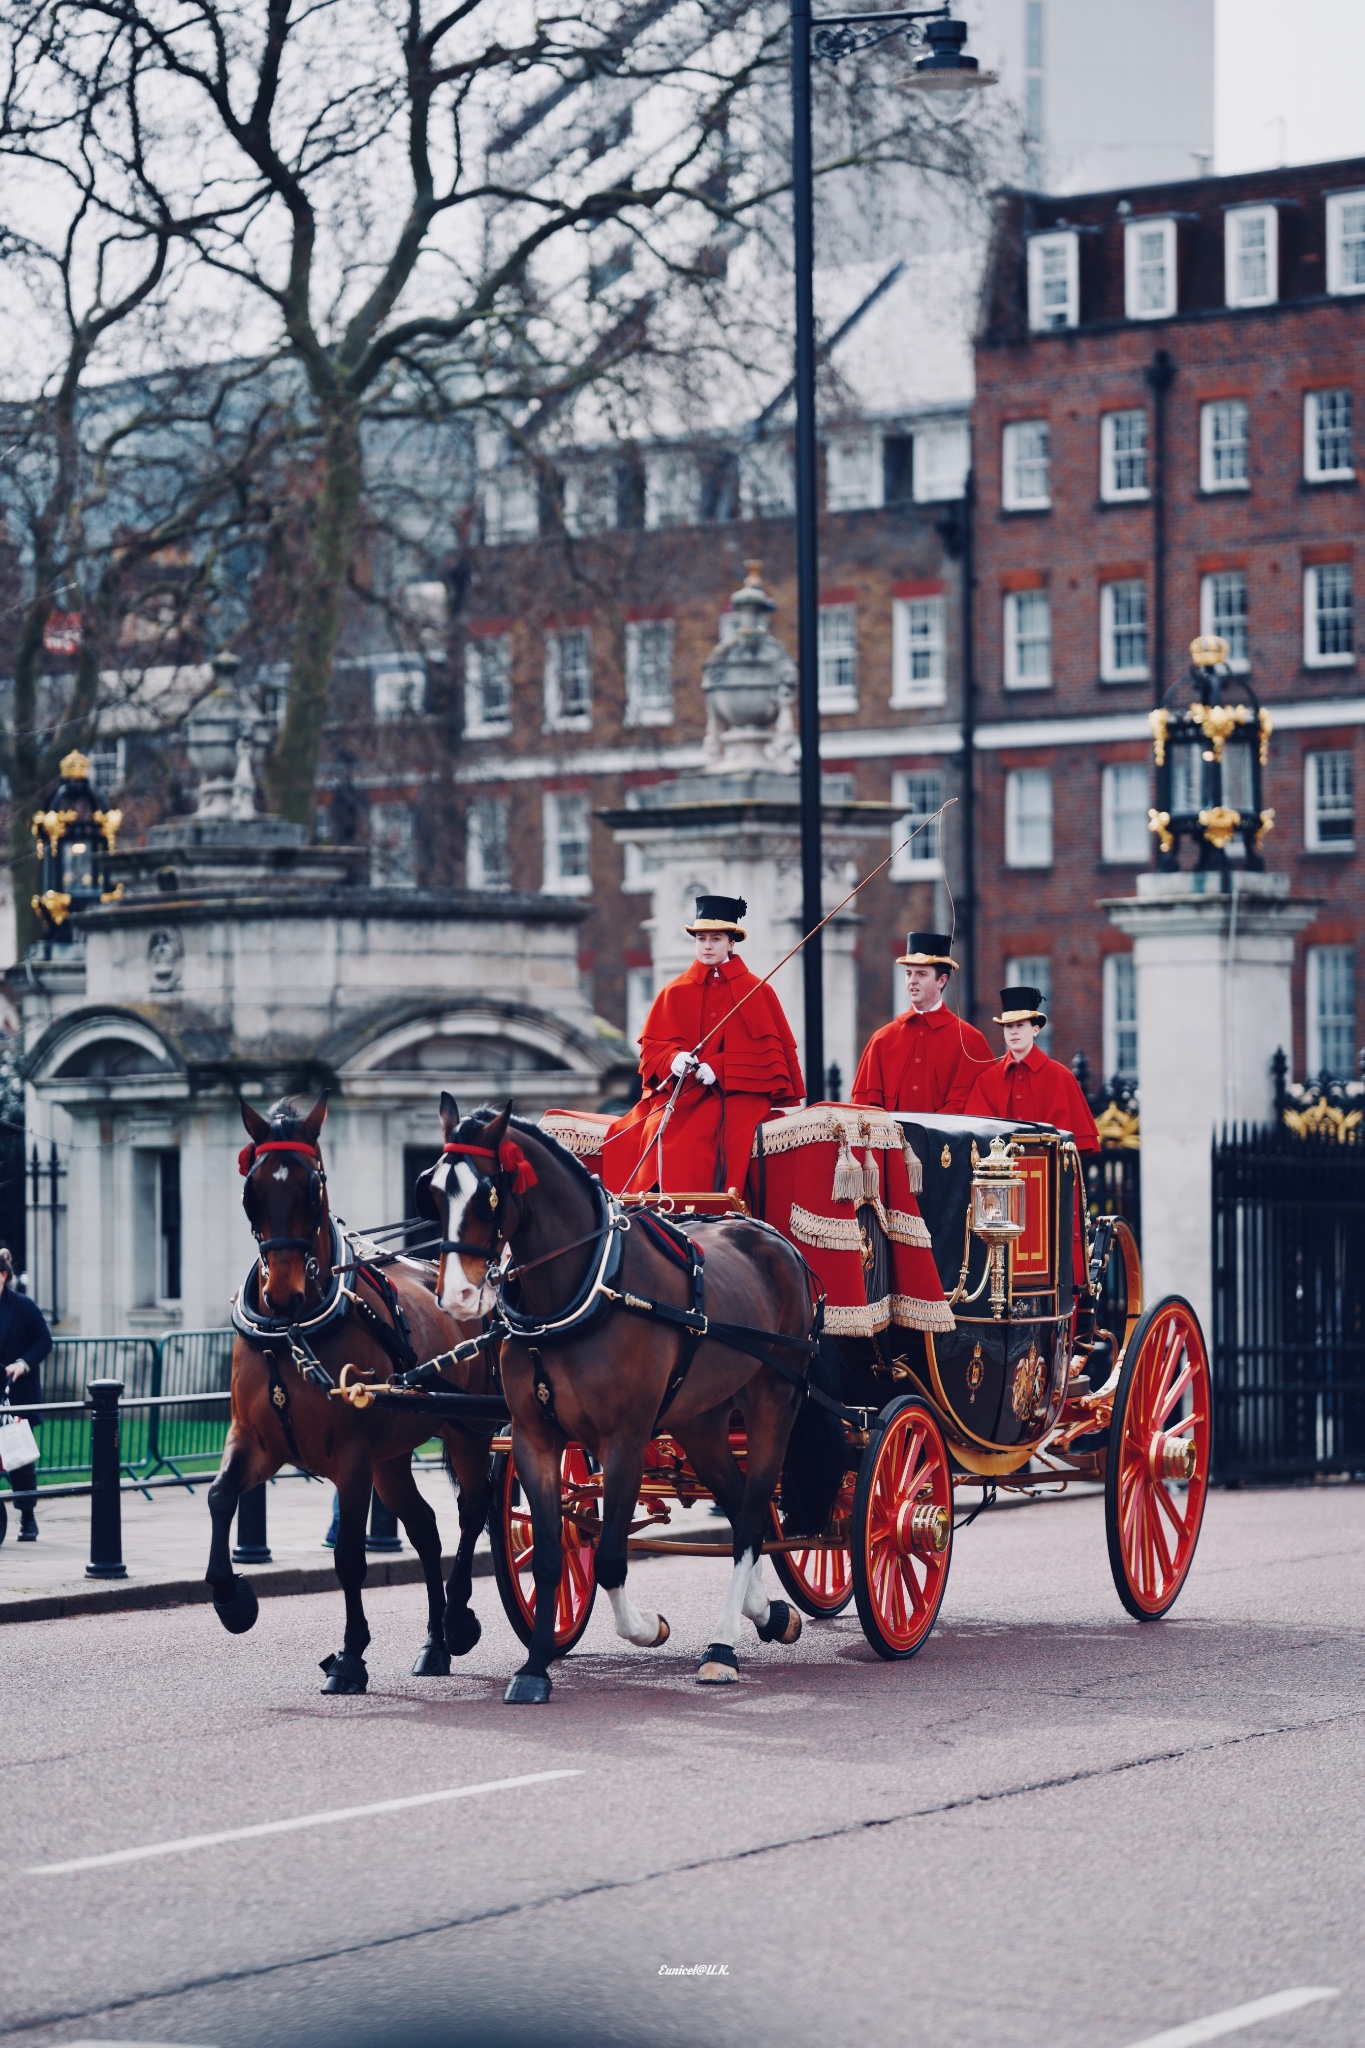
<box><xmin>970</xmin><ymin>154</ymin><xmax>1365</xmax><ymax>1085</ymax></box>
<box><xmin>451</xmin><ymin>444</ymin><xmax>971</xmax><ymax>1075</ymax></box>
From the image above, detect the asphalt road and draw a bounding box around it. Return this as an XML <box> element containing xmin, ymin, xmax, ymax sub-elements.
<box><xmin>1</xmin><ymin>1481</ymin><xmax>1362</xmax><ymax>2048</ymax></box>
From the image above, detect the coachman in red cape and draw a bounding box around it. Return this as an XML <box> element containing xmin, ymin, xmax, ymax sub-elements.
<box><xmin>602</xmin><ymin>895</ymin><xmax>805</xmax><ymax>1196</ymax></box>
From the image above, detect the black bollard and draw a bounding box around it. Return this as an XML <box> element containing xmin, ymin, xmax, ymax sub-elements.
<box><xmin>366</xmin><ymin>1487</ymin><xmax>402</xmax><ymax>1553</ymax></box>
<box><xmin>86</xmin><ymin>1379</ymin><xmax>128</xmax><ymax>1579</ymax></box>
<box><xmin>232</xmin><ymin>1483</ymin><xmax>272</xmax><ymax>1564</ymax></box>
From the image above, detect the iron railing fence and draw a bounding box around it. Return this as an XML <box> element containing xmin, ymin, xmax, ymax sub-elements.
<box><xmin>1211</xmin><ymin>1126</ymin><xmax>1365</xmax><ymax>1482</ymax></box>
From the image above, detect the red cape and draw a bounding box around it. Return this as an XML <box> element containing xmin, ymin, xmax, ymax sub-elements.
<box><xmin>853</xmin><ymin>1002</ymin><xmax>994</xmax><ymax>1114</ymax></box>
<box><xmin>603</xmin><ymin>956</ymin><xmax>804</xmax><ymax>1194</ymax></box>
<box><xmin>964</xmin><ymin>1044</ymin><xmax>1101</xmax><ymax>1155</ymax></box>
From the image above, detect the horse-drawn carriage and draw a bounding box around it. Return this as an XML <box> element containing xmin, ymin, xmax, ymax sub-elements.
<box><xmin>332</xmin><ymin>1096</ymin><xmax>1209</xmax><ymax>1686</ymax></box>
<box><xmin>213</xmin><ymin>1088</ymin><xmax>1209</xmax><ymax>1698</ymax></box>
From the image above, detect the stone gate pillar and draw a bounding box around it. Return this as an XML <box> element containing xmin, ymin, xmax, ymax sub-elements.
<box><xmin>1104</xmin><ymin>871</ymin><xmax>1318</xmax><ymax>1337</ymax></box>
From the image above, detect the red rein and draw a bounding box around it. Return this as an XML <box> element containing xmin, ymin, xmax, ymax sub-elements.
<box><xmin>238</xmin><ymin>1139</ymin><xmax>320</xmax><ymax>1177</ymax></box>
<box><xmin>443</xmin><ymin>1138</ymin><xmax>538</xmax><ymax>1196</ymax></box>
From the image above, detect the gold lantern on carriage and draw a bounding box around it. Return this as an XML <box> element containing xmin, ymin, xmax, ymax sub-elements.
<box><xmin>969</xmin><ymin>1134</ymin><xmax>1027</xmax><ymax>1318</ymax></box>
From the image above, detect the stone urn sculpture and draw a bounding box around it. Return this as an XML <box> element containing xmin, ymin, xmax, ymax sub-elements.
<box><xmin>701</xmin><ymin>562</ymin><xmax>797</xmax><ymax>772</ymax></box>
<box><xmin>185</xmin><ymin>650</ymin><xmax>247</xmax><ymax>819</ymax></box>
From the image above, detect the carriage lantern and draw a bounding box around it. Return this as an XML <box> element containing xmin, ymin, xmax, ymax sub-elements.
<box><xmin>970</xmin><ymin>1134</ymin><xmax>1026</xmax><ymax>1319</ymax></box>
<box><xmin>1148</xmin><ymin>636</ymin><xmax>1273</xmax><ymax>873</ymax></box>
<box><xmin>30</xmin><ymin>750</ymin><xmax>122</xmax><ymax>941</ymax></box>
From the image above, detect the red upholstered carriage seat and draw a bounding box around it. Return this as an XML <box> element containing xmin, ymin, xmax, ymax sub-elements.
<box><xmin>539</xmin><ymin>1104</ymin><xmax>953</xmax><ymax>1340</ymax></box>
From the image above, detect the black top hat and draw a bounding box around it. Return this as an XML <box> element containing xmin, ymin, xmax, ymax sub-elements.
<box><xmin>685</xmin><ymin>893</ymin><xmax>748</xmax><ymax>939</ymax></box>
<box><xmin>896</xmin><ymin>930</ymin><xmax>958</xmax><ymax>970</ymax></box>
<box><xmin>993</xmin><ymin>985</ymin><xmax>1048</xmax><ymax>1026</ymax></box>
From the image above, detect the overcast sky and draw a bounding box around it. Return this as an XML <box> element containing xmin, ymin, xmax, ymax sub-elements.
<box><xmin>1217</xmin><ymin>0</ymin><xmax>1365</xmax><ymax>172</ymax></box>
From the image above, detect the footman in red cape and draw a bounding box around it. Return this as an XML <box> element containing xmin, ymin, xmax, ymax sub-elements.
<box><xmin>967</xmin><ymin>984</ymin><xmax>1099</xmax><ymax>1284</ymax></box>
<box><xmin>853</xmin><ymin>931</ymin><xmax>992</xmax><ymax>1114</ymax></box>
<box><xmin>965</xmin><ymin>985</ymin><xmax>1100</xmax><ymax>1154</ymax></box>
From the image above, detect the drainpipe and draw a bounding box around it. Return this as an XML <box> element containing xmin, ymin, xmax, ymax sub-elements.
<box><xmin>1145</xmin><ymin>348</ymin><xmax>1176</xmax><ymax>712</ymax></box>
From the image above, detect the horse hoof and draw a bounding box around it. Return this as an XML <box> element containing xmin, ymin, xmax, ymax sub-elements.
<box><xmin>444</xmin><ymin>1607</ymin><xmax>482</xmax><ymax>1657</ymax></box>
<box><xmin>755</xmin><ymin>1598</ymin><xmax>802</xmax><ymax>1647</ymax></box>
<box><xmin>504</xmin><ymin>1671</ymin><xmax>552</xmax><ymax>1705</ymax></box>
<box><xmin>211</xmin><ymin>1573</ymin><xmax>259</xmax><ymax>1636</ymax></box>
<box><xmin>319</xmin><ymin>1648</ymin><xmax>369</xmax><ymax>1694</ymax></box>
<box><xmin>650</xmin><ymin>1615</ymin><xmax>671</xmax><ymax>1648</ymax></box>
<box><xmin>411</xmin><ymin>1634</ymin><xmax>452</xmax><ymax>1677</ymax></box>
<box><xmin>697</xmin><ymin>1642</ymin><xmax>739</xmax><ymax>1685</ymax></box>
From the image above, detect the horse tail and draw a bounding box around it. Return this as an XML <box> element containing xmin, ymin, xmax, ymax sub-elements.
<box><xmin>778</xmin><ymin>1333</ymin><xmax>846</xmax><ymax>1538</ymax></box>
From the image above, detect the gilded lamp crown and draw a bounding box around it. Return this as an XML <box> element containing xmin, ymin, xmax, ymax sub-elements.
<box><xmin>1189</xmin><ymin>634</ymin><xmax>1230</xmax><ymax>670</ymax></box>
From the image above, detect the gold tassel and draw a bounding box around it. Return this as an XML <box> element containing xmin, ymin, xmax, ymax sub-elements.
<box><xmin>861</xmin><ymin>1144</ymin><xmax>880</xmax><ymax>1202</ymax></box>
<box><xmin>902</xmin><ymin>1140</ymin><xmax>923</xmax><ymax>1193</ymax></box>
<box><xmin>832</xmin><ymin>1131</ymin><xmax>864</xmax><ymax>1205</ymax></box>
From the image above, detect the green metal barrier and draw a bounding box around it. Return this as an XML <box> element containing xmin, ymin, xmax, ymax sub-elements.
<box><xmin>2</xmin><ymin>1329</ymin><xmax>448</xmax><ymax>1498</ymax></box>
<box><xmin>148</xmin><ymin>1330</ymin><xmax>235</xmax><ymax>1478</ymax></box>
<box><xmin>28</xmin><ymin>1337</ymin><xmax>156</xmax><ymax>1484</ymax></box>
<box><xmin>2</xmin><ymin>1330</ymin><xmax>232</xmax><ymax>1493</ymax></box>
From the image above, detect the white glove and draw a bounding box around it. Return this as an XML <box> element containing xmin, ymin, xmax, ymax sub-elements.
<box><xmin>696</xmin><ymin>1062</ymin><xmax>717</xmax><ymax>1087</ymax></box>
<box><xmin>670</xmin><ymin>1050</ymin><xmax>698</xmax><ymax>1079</ymax></box>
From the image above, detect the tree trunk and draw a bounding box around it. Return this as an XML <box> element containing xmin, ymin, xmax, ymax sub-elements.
<box><xmin>265</xmin><ymin>397</ymin><xmax>363</xmax><ymax>825</ymax></box>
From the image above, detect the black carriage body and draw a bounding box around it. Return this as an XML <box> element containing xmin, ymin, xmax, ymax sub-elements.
<box><xmin>894</xmin><ymin>1114</ymin><xmax>1078</xmax><ymax>1470</ymax></box>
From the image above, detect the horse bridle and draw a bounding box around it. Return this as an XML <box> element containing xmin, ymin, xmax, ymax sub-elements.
<box><xmin>242</xmin><ymin>1139</ymin><xmax>329</xmax><ymax>1280</ymax></box>
<box><xmin>437</xmin><ymin>1134</ymin><xmax>627</xmax><ymax>1294</ymax></box>
<box><xmin>433</xmin><ymin>1140</ymin><xmax>524</xmax><ymax>1272</ymax></box>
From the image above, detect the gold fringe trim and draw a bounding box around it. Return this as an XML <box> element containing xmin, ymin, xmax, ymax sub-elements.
<box><xmin>788</xmin><ymin>1203</ymin><xmax>864</xmax><ymax>1252</ymax></box>
<box><xmin>824</xmin><ymin>1300</ymin><xmax>893</xmax><ymax>1337</ymax></box>
<box><xmin>883</xmin><ymin>1209</ymin><xmax>932</xmax><ymax>1248</ymax></box>
<box><xmin>754</xmin><ymin>1104</ymin><xmax>904</xmax><ymax>1158</ymax></box>
<box><xmin>889</xmin><ymin>1293</ymin><xmax>956</xmax><ymax>1332</ymax></box>
<box><xmin>539</xmin><ymin>1111</ymin><xmax>611</xmax><ymax>1156</ymax></box>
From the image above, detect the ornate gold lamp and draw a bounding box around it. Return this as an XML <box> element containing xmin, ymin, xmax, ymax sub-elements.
<box><xmin>31</xmin><ymin>750</ymin><xmax>122</xmax><ymax>942</ymax></box>
<box><xmin>1148</xmin><ymin>636</ymin><xmax>1273</xmax><ymax>874</ymax></box>
<box><xmin>969</xmin><ymin>1134</ymin><xmax>1026</xmax><ymax>1319</ymax></box>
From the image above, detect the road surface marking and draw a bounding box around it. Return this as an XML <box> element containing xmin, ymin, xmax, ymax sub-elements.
<box><xmin>1124</xmin><ymin>1987</ymin><xmax>1340</xmax><ymax>2048</ymax></box>
<box><xmin>29</xmin><ymin>1769</ymin><xmax>581</xmax><ymax>1875</ymax></box>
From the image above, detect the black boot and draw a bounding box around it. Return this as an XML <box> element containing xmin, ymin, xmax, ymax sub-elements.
<box><xmin>10</xmin><ymin>1464</ymin><xmax>37</xmax><ymax>1540</ymax></box>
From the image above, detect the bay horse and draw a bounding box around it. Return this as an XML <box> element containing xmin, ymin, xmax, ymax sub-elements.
<box><xmin>428</xmin><ymin>1093</ymin><xmax>820</xmax><ymax>1703</ymax></box>
<box><xmin>205</xmin><ymin>1091</ymin><xmax>495</xmax><ymax>1694</ymax></box>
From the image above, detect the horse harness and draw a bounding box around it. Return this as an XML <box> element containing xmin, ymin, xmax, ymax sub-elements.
<box><xmin>232</xmin><ymin>1138</ymin><xmax>420</xmax><ymax>1466</ymax></box>
<box><xmin>438</xmin><ymin>1134</ymin><xmax>827</xmax><ymax>1434</ymax></box>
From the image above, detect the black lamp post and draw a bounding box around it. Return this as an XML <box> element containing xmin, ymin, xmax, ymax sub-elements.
<box><xmin>30</xmin><ymin>749</ymin><xmax>122</xmax><ymax>943</ymax></box>
<box><xmin>791</xmin><ymin>3</ymin><xmax>992</xmax><ymax>1095</ymax></box>
<box><xmin>1148</xmin><ymin>635</ymin><xmax>1274</xmax><ymax>874</ymax></box>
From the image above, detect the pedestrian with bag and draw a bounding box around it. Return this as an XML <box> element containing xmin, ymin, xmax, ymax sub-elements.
<box><xmin>0</xmin><ymin>1248</ymin><xmax>53</xmax><ymax>1542</ymax></box>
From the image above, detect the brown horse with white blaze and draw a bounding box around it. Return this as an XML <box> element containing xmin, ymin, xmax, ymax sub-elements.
<box><xmin>205</xmin><ymin>1091</ymin><xmax>495</xmax><ymax>1694</ymax></box>
<box><xmin>429</xmin><ymin>1094</ymin><xmax>820</xmax><ymax>1704</ymax></box>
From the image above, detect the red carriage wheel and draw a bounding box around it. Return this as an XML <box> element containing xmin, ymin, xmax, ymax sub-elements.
<box><xmin>489</xmin><ymin>1444</ymin><xmax>598</xmax><ymax>1654</ymax></box>
<box><xmin>768</xmin><ymin>1479</ymin><xmax>855</xmax><ymax>1616</ymax></box>
<box><xmin>1105</xmin><ymin>1296</ymin><xmax>1211</xmax><ymax>1621</ymax></box>
<box><xmin>850</xmin><ymin>1397</ymin><xmax>953</xmax><ymax>1661</ymax></box>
